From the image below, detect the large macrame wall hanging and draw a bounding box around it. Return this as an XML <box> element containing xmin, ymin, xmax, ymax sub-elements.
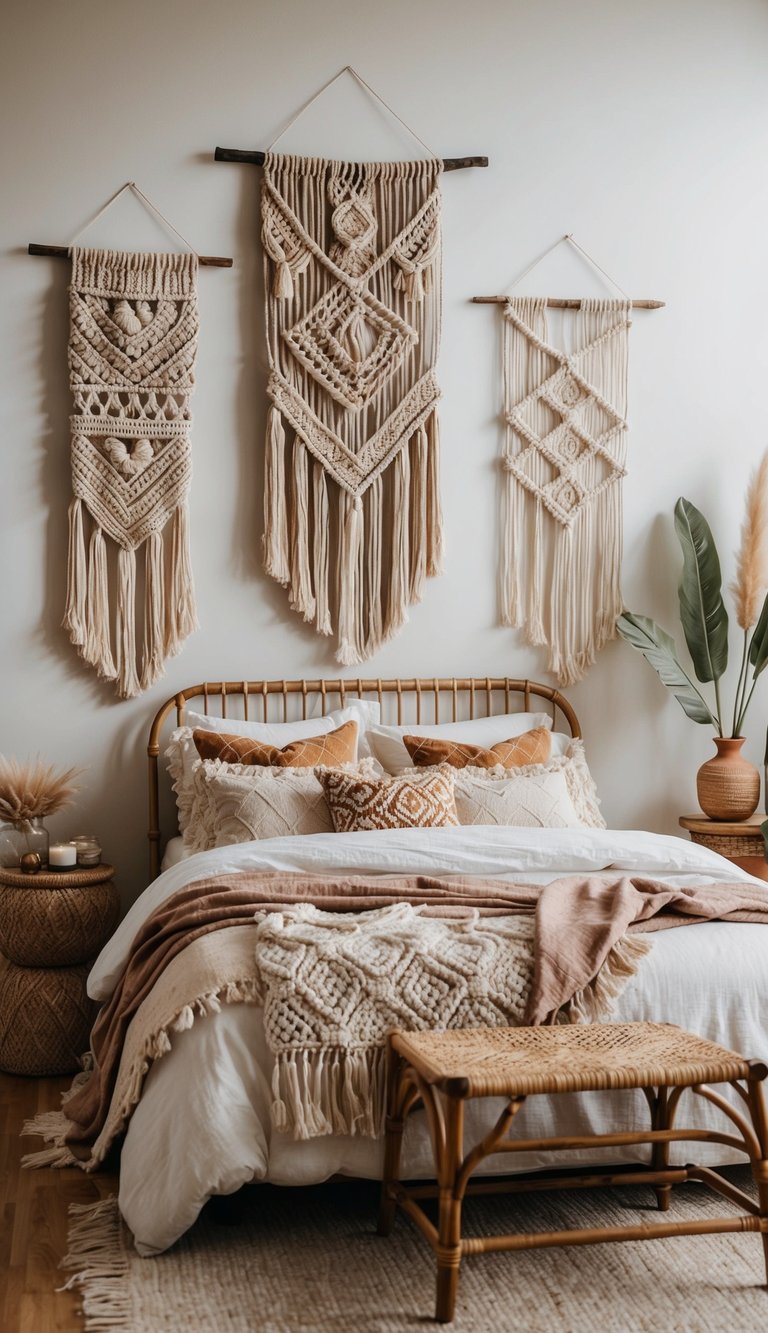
<box><xmin>64</xmin><ymin>245</ymin><xmax>200</xmax><ymax>698</ymax></box>
<box><xmin>499</xmin><ymin>294</ymin><xmax>631</xmax><ymax>685</ymax></box>
<box><xmin>261</xmin><ymin>151</ymin><xmax>444</xmax><ymax>665</ymax></box>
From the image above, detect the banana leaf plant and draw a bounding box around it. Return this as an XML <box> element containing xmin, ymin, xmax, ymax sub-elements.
<box><xmin>617</xmin><ymin>498</ymin><xmax>768</xmax><ymax>737</ymax></box>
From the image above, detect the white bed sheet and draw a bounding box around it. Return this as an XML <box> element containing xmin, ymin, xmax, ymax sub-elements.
<box><xmin>91</xmin><ymin>827</ymin><xmax>768</xmax><ymax>1256</ymax></box>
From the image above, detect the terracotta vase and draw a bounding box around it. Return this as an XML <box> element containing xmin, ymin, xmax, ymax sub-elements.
<box><xmin>696</xmin><ymin>737</ymin><xmax>760</xmax><ymax>821</ymax></box>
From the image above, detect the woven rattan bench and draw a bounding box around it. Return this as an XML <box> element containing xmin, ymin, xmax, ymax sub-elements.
<box><xmin>377</xmin><ymin>1022</ymin><xmax>768</xmax><ymax>1323</ymax></box>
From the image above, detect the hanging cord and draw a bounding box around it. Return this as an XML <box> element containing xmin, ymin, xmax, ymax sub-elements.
<box><xmin>67</xmin><ymin>182</ymin><xmax>199</xmax><ymax>256</ymax></box>
<box><xmin>505</xmin><ymin>233</ymin><xmax>629</xmax><ymax>299</ymax></box>
<box><xmin>266</xmin><ymin>64</ymin><xmax>438</xmax><ymax>159</ymax></box>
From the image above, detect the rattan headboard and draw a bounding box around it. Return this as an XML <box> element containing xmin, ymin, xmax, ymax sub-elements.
<box><xmin>147</xmin><ymin>677</ymin><xmax>581</xmax><ymax>879</ymax></box>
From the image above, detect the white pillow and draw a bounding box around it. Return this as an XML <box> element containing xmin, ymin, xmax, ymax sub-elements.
<box><xmin>448</xmin><ymin>740</ymin><xmax>605</xmax><ymax>830</ymax></box>
<box><xmin>167</xmin><ymin>698</ymin><xmax>380</xmax><ymax>833</ymax></box>
<box><xmin>367</xmin><ymin>711</ymin><xmax>568</xmax><ymax>775</ymax></box>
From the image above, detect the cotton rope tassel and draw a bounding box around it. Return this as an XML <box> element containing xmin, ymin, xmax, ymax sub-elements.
<box><xmin>66</xmin><ymin>247</ymin><xmax>199</xmax><ymax>698</ymax></box>
<box><xmin>261</xmin><ymin>153</ymin><xmax>444</xmax><ymax>661</ymax></box>
<box><xmin>141</xmin><ymin>530</ymin><xmax>166</xmax><ymax>691</ymax></box>
<box><xmin>500</xmin><ymin>295</ymin><xmax>631</xmax><ymax>684</ymax></box>
<box><xmin>289</xmin><ymin>440</ymin><xmax>316</xmax><ymax>623</ymax></box>
<box><xmin>84</xmin><ymin>527</ymin><xmax>116</xmax><ymax>680</ymax></box>
<box><xmin>165</xmin><ymin>501</ymin><xmax>198</xmax><ymax>659</ymax></box>
<box><xmin>114</xmin><ymin>547</ymin><xmax>140</xmax><ymax>699</ymax></box>
<box><xmin>262</xmin><ymin>405</ymin><xmax>290</xmax><ymax>585</ymax></box>
<box><xmin>63</xmin><ymin>497</ymin><xmax>87</xmax><ymax>648</ymax></box>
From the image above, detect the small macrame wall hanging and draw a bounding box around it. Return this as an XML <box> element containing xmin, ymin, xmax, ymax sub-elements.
<box><xmin>474</xmin><ymin>236</ymin><xmax>663</xmax><ymax>686</ymax></box>
<box><xmin>31</xmin><ymin>182</ymin><xmax>232</xmax><ymax>699</ymax></box>
<box><xmin>216</xmin><ymin>67</ymin><xmax>488</xmax><ymax>665</ymax></box>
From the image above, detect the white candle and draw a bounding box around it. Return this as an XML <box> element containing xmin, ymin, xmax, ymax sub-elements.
<box><xmin>49</xmin><ymin>842</ymin><xmax>77</xmax><ymax>868</ymax></box>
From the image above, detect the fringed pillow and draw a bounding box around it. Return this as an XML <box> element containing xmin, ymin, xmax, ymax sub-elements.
<box><xmin>447</xmin><ymin>740</ymin><xmax>605</xmax><ymax>829</ymax></box>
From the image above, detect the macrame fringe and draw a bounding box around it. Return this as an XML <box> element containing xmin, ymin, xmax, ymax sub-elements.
<box><xmin>63</xmin><ymin>497</ymin><xmax>87</xmax><ymax>647</ymax></box>
<box><xmin>141</xmin><ymin>530</ymin><xmax>165</xmax><ymax>691</ymax></box>
<box><xmin>165</xmin><ymin>501</ymin><xmax>199</xmax><ymax>659</ymax></box>
<box><xmin>271</xmin><ymin>1046</ymin><xmax>388</xmax><ymax>1141</ymax></box>
<box><xmin>289</xmin><ymin>440</ymin><xmax>316</xmax><ymax>623</ymax></box>
<box><xmin>262</xmin><ymin>405</ymin><xmax>290</xmax><ymax>584</ymax></box>
<box><xmin>337</xmin><ymin>492</ymin><xmax>364</xmax><ymax>666</ymax></box>
<box><xmin>115</xmin><ymin>547</ymin><xmax>140</xmax><ymax>700</ymax></box>
<box><xmin>425</xmin><ymin>411</ymin><xmax>444</xmax><ymax>577</ymax></box>
<box><xmin>560</xmin><ymin>933</ymin><xmax>653</xmax><ymax>1024</ymax></box>
<box><xmin>312</xmin><ymin>462</ymin><xmax>331</xmax><ymax>635</ymax></box>
<box><xmin>59</xmin><ymin>1196</ymin><xmax>132</xmax><ymax>1332</ymax></box>
<box><xmin>83</xmin><ymin>527</ymin><xmax>117</xmax><ymax>680</ymax></box>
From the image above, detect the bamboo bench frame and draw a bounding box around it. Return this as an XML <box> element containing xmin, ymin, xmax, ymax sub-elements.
<box><xmin>378</xmin><ymin>1022</ymin><xmax>768</xmax><ymax>1323</ymax></box>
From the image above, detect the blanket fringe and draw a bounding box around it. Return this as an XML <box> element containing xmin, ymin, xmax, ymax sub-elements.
<box><xmin>59</xmin><ymin>1196</ymin><xmax>132</xmax><ymax>1331</ymax></box>
<box><xmin>561</xmin><ymin>933</ymin><xmax>653</xmax><ymax>1024</ymax></box>
<box><xmin>271</xmin><ymin>1047</ymin><xmax>388</xmax><ymax>1141</ymax></box>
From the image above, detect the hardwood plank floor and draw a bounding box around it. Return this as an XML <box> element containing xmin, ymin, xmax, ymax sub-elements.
<box><xmin>0</xmin><ymin>1071</ymin><xmax>118</xmax><ymax>1333</ymax></box>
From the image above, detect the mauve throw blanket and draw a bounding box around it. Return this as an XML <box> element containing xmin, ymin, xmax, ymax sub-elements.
<box><xmin>28</xmin><ymin>870</ymin><xmax>768</xmax><ymax>1163</ymax></box>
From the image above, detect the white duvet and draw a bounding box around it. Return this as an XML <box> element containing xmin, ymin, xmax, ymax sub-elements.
<box><xmin>87</xmin><ymin>826</ymin><xmax>768</xmax><ymax>1256</ymax></box>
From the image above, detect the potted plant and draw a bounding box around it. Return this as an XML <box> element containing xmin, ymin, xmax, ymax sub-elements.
<box><xmin>617</xmin><ymin>456</ymin><xmax>768</xmax><ymax>820</ymax></box>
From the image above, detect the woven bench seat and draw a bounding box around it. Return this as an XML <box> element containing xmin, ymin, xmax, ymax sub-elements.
<box><xmin>377</xmin><ymin>1022</ymin><xmax>768</xmax><ymax>1323</ymax></box>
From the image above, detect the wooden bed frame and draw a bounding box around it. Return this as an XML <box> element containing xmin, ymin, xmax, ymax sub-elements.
<box><xmin>147</xmin><ymin>676</ymin><xmax>582</xmax><ymax>880</ymax></box>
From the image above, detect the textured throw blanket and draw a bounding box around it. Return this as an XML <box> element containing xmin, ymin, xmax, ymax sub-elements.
<box><xmin>22</xmin><ymin>870</ymin><xmax>768</xmax><ymax>1167</ymax></box>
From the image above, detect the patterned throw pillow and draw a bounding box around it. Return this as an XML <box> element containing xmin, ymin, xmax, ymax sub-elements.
<box><xmin>447</xmin><ymin>740</ymin><xmax>605</xmax><ymax>829</ymax></box>
<box><xmin>192</xmin><ymin>719</ymin><xmax>358</xmax><ymax>768</ymax></box>
<box><xmin>317</xmin><ymin>765</ymin><xmax>459</xmax><ymax>833</ymax></box>
<box><xmin>403</xmin><ymin>726</ymin><xmax>551</xmax><ymax>770</ymax></box>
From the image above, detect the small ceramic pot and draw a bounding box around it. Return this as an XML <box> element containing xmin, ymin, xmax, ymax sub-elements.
<box><xmin>696</xmin><ymin>737</ymin><xmax>760</xmax><ymax>821</ymax></box>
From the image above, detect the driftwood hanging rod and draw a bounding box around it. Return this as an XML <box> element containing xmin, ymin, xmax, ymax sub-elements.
<box><xmin>28</xmin><ymin>243</ymin><xmax>233</xmax><ymax>269</ymax></box>
<box><xmin>472</xmin><ymin>295</ymin><xmax>665</xmax><ymax>309</ymax></box>
<box><xmin>214</xmin><ymin>147</ymin><xmax>488</xmax><ymax>171</ymax></box>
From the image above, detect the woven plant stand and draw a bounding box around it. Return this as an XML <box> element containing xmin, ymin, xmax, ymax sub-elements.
<box><xmin>378</xmin><ymin>1022</ymin><xmax>768</xmax><ymax>1324</ymax></box>
<box><xmin>0</xmin><ymin>864</ymin><xmax>118</xmax><ymax>1076</ymax></box>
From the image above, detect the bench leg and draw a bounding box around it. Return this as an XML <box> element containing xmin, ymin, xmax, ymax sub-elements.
<box><xmin>651</xmin><ymin>1086</ymin><xmax>672</xmax><ymax>1212</ymax></box>
<box><xmin>378</xmin><ymin>1047</ymin><xmax>406</xmax><ymax>1237</ymax></box>
<box><xmin>746</xmin><ymin>1076</ymin><xmax>768</xmax><ymax>1285</ymax></box>
<box><xmin>435</xmin><ymin>1093</ymin><xmax>464</xmax><ymax>1324</ymax></box>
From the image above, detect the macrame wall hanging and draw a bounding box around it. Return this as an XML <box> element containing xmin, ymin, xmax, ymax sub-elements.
<box><xmin>474</xmin><ymin>236</ymin><xmax>663</xmax><ymax>687</ymax></box>
<box><xmin>216</xmin><ymin>68</ymin><xmax>487</xmax><ymax>665</ymax></box>
<box><xmin>30</xmin><ymin>183</ymin><xmax>232</xmax><ymax>698</ymax></box>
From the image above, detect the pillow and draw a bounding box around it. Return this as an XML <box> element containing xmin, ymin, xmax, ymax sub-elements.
<box><xmin>317</xmin><ymin>765</ymin><xmax>459</xmax><ymax>833</ymax></box>
<box><xmin>185</xmin><ymin>756</ymin><xmax>382</xmax><ymax>851</ymax></box>
<box><xmin>448</xmin><ymin>740</ymin><xmax>605</xmax><ymax>829</ymax></box>
<box><xmin>167</xmin><ymin>698</ymin><xmax>379</xmax><ymax>833</ymax></box>
<box><xmin>367</xmin><ymin>712</ymin><xmax>560</xmax><ymax>775</ymax></box>
<box><xmin>403</xmin><ymin>726</ymin><xmax>551</xmax><ymax>771</ymax></box>
<box><xmin>192</xmin><ymin>719</ymin><xmax>358</xmax><ymax>768</ymax></box>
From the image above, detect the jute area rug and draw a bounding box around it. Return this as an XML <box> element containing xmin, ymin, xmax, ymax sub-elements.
<box><xmin>68</xmin><ymin>1169</ymin><xmax>768</xmax><ymax>1332</ymax></box>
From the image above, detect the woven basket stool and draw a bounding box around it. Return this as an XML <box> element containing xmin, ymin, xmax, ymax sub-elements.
<box><xmin>0</xmin><ymin>864</ymin><xmax>118</xmax><ymax>1076</ymax></box>
<box><xmin>378</xmin><ymin>1022</ymin><xmax>768</xmax><ymax>1323</ymax></box>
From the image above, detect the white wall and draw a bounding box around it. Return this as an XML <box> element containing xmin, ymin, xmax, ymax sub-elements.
<box><xmin>2</xmin><ymin>0</ymin><xmax>768</xmax><ymax>905</ymax></box>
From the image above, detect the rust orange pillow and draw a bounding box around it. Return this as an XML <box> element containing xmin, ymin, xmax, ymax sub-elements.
<box><xmin>317</xmin><ymin>765</ymin><xmax>459</xmax><ymax>832</ymax></box>
<box><xmin>192</xmin><ymin>719</ymin><xmax>358</xmax><ymax>768</ymax></box>
<box><xmin>402</xmin><ymin>726</ymin><xmax>551</xmax><ymax>771</ymax></box>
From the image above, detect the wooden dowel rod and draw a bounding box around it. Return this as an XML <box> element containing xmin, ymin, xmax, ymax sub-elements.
<box><xmin>472</xmin><ymin>295</ymin><xmax>665</xmax><ymax>309</ymax></box>
<box><xmin>214</xmin><ymin>147</ymin><xmax>488</xmax><ymax>171</ymax></box>
<box><xmin>462</xmin><ymin>1213</ymin><xmax>766</xmax><ymax>1256</ymax></box>
<box><xmin>28</xmin><ymin>243</ymin><xmax>233</xmax><ymax>268</ymax></box>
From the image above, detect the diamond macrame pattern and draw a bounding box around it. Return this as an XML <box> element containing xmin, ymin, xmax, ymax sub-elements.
<box><xmin>505</xmin><ymin>319</ymin><xmax>628</xmax><ymax>529</ymax></box>
<box><xmin>72</xmin><ymin>433</ymin><xmax>192</xmax><ymax>550</ymax></box>
<box><xmin>317</xmin><ymin>766</ymin><xmax>459</xmax><ymax>832</ymax></box>
<box><xmin>283</xmin><ymin>281</ymin><xmax>417</xmax><ymax>411</ymax></box>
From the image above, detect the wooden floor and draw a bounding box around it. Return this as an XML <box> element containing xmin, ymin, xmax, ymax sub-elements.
<box><xmin>0</xmin><ymin>1071</ymin><xmax>118</xmax><ymax>1333</ymax></box>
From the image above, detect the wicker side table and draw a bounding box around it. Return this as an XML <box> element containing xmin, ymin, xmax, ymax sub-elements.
<box><xmin>679</xmin><ymin>814</ymin><xmax>768</xmax><ymax>882</ymax></box>
<box><xmin>379</xmin><ymin>1023</ymin><xmax>768</xmax><ymax>1324</ymax></box>
<box><xmin>0</xmin><ymin>863</ymin><xmax>119</xmax><ymax>1076</ymax></box>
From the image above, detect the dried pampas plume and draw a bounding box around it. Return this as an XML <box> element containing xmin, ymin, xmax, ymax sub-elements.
<box><xmin>0</xmin><ymin>756</ymin><xmax>81</xmax><ymax>824</ymax></box>
<box><xmin>733</xmin><ymin>450</ymin><xmax>768</xmax><ymax>629</ymax></box>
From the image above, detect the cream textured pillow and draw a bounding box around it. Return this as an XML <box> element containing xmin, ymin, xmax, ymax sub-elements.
<box><xmin>367</xmin><ymin>712</ymin><xmax>555</xmax><ymax>775</ymax></box>
<box><xmin>167</xmin><ymin>699</ymin><xmax>379</xmax><ymax>833</ymax></box>
<box><xmin>317</xmin><ymin>765</ymin><xmax>459</xmax><ymax>833</ymax></box>
<box><xmin>449</xmin><ymin>740</ymin><xmax>605</xmax><ymax>829</ymax></box>
<box><xmin>185</xmin><ymin>757</ymin><xmax>383</xmax><ymax>852</ymax></box>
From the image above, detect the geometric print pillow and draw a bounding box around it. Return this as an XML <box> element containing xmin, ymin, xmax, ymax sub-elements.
<box><xmin>316</xmin><ymin>764</ymin><xmax>459</xmax><ymax>833</ymax></box>
<box><xmin>403</xmin><ymin>725</ymin><xmax>551</xmax><ymax>770</ymax></box>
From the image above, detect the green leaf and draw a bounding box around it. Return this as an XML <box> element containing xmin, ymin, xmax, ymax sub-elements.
<box><xmin>749</xmin><ymin>589</ymin><xmax>768</xmax><ymax>678</ymax></box>
<box><xmin>674</xmin><ymin>497</ymin><xmax>729</xmax><ymax>684</ymax></box>
<box><xmin>761</xmin><ymin>818</ymin><xmax>768</xmax><ymax>857</ymax></box>
<box><xmin>616</xmin><ymin>612</ymin><xmax>716</xmax><ymax>725</ymax></box>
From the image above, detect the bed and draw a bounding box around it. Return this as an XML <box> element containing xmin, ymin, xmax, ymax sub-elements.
<box><xmin>67</xmin><ymin>678</ymin><xmax>768</xmax><ymax>1255</ymax></box>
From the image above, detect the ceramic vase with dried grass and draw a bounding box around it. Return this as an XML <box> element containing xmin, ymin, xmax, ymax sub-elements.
<box><xmin>0</xmin><ymin>757</ymin><xmax>80</xmax><ymax>869</ymax></box>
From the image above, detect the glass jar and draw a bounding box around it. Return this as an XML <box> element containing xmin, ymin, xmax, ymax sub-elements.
<box><xmin>0</xmin><ymin>817</ymin><xmax>50</xmax><ymax>868</ymax></box>
<box><xmin>72</xmin><ymin>833</ymin><xmax>102</xmax><ymax>867</ymax></box>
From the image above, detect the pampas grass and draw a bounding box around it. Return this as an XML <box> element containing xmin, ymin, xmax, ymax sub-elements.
<box><xmin>0</xmin><ymin>757</ymin><xmax>80</xmax><ymax>824</ymax></box>
<box><xmin>733</xmin><ymin>450</ymin><xmax>768</xmax><ymax>630</ymax></box>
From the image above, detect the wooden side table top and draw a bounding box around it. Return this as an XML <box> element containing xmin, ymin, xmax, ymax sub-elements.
<box><xmin>0</xmin><ymin>862</ymin><xmax>114</xmax><ymax>889</ymax></box>
<box><xmin>679</xmin><ymin>815</ymin><xmax>766</xmax><ymax>837</ymax></box>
